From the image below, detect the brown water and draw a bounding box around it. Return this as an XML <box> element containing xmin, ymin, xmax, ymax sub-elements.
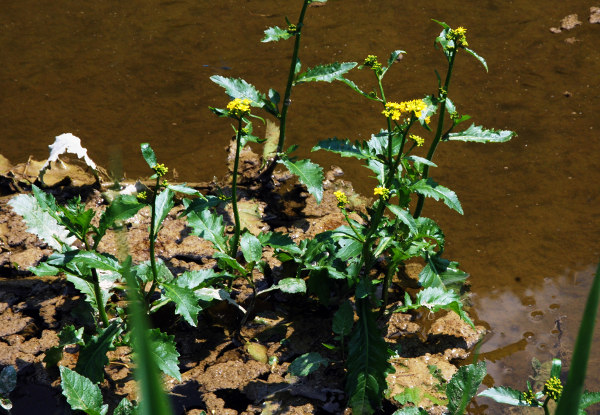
<box><xmin>2</xmin><ymin>0</ymin><xmax>600</xmax><ymax>411</ymax></box>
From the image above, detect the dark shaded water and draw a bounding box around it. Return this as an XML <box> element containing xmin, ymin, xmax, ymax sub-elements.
<box><xmin>2</xmin><ymin>0</ymin><xmax>600</xmax><ymax>412</ymax></box>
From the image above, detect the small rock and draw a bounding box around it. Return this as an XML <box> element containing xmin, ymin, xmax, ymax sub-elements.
<box><xmin>590</xmin><ymin>6</ymin><xmax>600</xmax><ymax>24</ymax></box>
<box><xmin>561</xmin><ymin>14</ymin><xmax>582</xmax><ymax>30</ymax></box>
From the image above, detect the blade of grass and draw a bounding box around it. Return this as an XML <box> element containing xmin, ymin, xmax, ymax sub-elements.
<box><xmin>121</xmin><ymin>257</ymin><xmax>174</xmax><ymax>415</ymax></box>
<box><xmin>555</xmin><ymin>260</ymin><xmax>600</xmax><ymax>414</ymax></box>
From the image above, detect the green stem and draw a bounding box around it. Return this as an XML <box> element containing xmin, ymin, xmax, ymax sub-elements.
<box><xmin>91</xmin><ymin>267</ymin><xmax>110</xmax><ymax>327</ymax></box>
<box><xmin>145</xmin><ymin>177</ymin><xmax>161</xmax><ymax>305</ymax></box>
<box><xmin>413</xmin><ymin>48</ymin><xmax>457</xmax><ymax>219</ymax></box>
<box><xmin>229</xmin><ymin>118</ymin><xmax>243</xmax><ymax>259</ymax></box>
<box><xmin>274</xmin><ymin>0</ymin><xmax>310</xmax><ymax>157</ymax></box>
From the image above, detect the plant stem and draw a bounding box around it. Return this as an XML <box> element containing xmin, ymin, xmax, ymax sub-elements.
<box><xmin>145</xmin><ymin>177</ymin><xmax>161</xmax><ymax>305</ymax></box>
<box><xmin>229</xmin><ymin>118</ymin><xmax>243</xmax><ymax>259</ymax></box>
<box><xmin>274</xmin><ymin>0</ymin><xmax>310</xmax><ymax>158</ymax></box>
<box><xmin>413</xmin><ymin>48</ymin><xmax>457</xmax><ymax>219</ymax></box>
<box><xmin>91</xmin><ymin>267</ymin><xmax>110</xmax><ymax>327</ymax></box>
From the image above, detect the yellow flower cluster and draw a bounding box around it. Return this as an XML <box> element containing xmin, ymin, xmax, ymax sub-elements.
<box><xmin>153</xmin><ymin>163</ymin><xmax>168</xmax><ymax>177</ymax></box>
<box><xmin>227</xmin><ymin>98</ymin><xmax>252</xmax><ymax>118</ymax></box>
<box><xmin>447</xmin><ymin>26</ymin><xmax>468</xmax><ymax>47</ymax></box>
<box><xmin>410</xmin><ymin>134</ymin><xmax>425</xmax><ymax>147</ymax></box>
<box><xmin>522</xmin><ymin>388</ymin><xmax>539</xmax><ymax>406</ymax></box>
<box><xmin>543</xmin><ymin>376</ymin><xmax>563</xmax><ymax>401</ymax></box>
<box><xmin>334</xmin><ymin>190</ymin><xmax>348</xmax><ymax>208</ymax></box>
<box><xmin>363</xmin><ymin>55</ymin><xmax>382</xmax><ymax>74</ymax></box>
<box><xmin>373</xmin><ymin>186</ymin><xmax>390</xmax><ymax>200</ymax></box>
<box><xmin>382</xmin><ymin>99</ymin><xmax>429</xmax><ymax>123</ymax></box>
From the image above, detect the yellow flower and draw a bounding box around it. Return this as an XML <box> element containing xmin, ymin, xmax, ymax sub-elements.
<box><xmin>373</xmin><ymin>186</ymin><xmax>390</xmax><ymax>200</ymax></box>
<box><xmin>136</xmin><ymin>191</ymin><xmax>147</xmax><ymax>202</ymax></box>
<box><xmin>152</xmin><ymin>163</ymin><xmax>168</xmax><ymax>177</ymax></box>
<box><xmin>382</xmin><ymin>99</ymin><xmax>428</xmax><ymax>121</ymax></box>
<box><xmin>543</xmin><ymin>376</ymin><xmax>563</xmax><ymax>401</ymax></box>
<box><xmin>410</xmin><ymin>134</ymin><xmax>425</xmax><ymax>147</ymax></box>
<box><xmin>334</xmin><ymin>190</ymin><xmax>348</xmax><ymax>208</ymax></box>
<box><xmin>447</xmin><ymin>26</ymin><xmax>468</xmax><ymax>47</ymax></box>
<box><xmin>227</xmin><ymin>98</ymin><xmax>252</xmax><ymax>118</ymax></box>
<box><xmin>522</xmin><ymin>388</ymin><xmax>539</xmax><ymax>406</ymax></box>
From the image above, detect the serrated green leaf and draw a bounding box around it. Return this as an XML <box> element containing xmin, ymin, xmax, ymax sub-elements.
<box><xmin>278</xmin><ymin>157</ymin><xmax>324</xmax><ymax>203</ymax></box>
<box><xmin>240</xmin><ymin>232</ymin><xmax>262</xmax><ymax>263</ymax></box>
<box><xmin>153</xmin><ymin>188</ymin><xmax>175</xmax><ymax>235</ymax></box>
<box><xmin>167</xmin><ymin>183</ymin><xmax>204</xmax><ymax>198</ymax></box>
<box><xmin>140</xmin><ymin>143</ymin><xmax>157</xmax><ymax>169</ymax></box>
<box><xmin>8</xmin><ymin>193</ymin><xmax>76</xmax><ymax>250</ymax></box>
<box><xmin>410</xmin><ymin>286</ymin><xmax>474</xmax><ymax>328</ymax></box>
<box><xmin>332</xmin><ymin>300</ymin><xmax>354</xmax><ymax>337</ymax></box>
<box><xmin>464</xmin><ymin>47</ymin><xmax>488</xmax><ymax>72</ymax></box>
<box><xmin>479</xmin><ymin>386</ymin><xmax>527</xmax><ymax>406</ymax></box>
<box><xmin>75</xmin><ymin>322</ymin><xmax>121</xmax><ymax>384</ymax></box>
<box><xmin>176</xmin><ymin>269</ymin><xmax>220</xmax><ymax>290</ymax></box>
<box><xmin>272</xmin><ymin>278</ymin><xmax>306</xmax><ymax>294</ymax></box>
<box><xmin>30</xmin><ymin>261</ymin><xmax>62</xmax><ymax>276</ymax></box>
<box><xmin>148</xmin><ymin>329</ymin><xmax>181</xmax><ymax>381</ymax></box>
<box><xmin>66</xmin><ymin>273</ymin><xmax>114</xmax><ymax>312</ymax></box>
<box><xmin>346</xmin><ymin>299</ymin><xmax>394</xmax><ymax>414</ymax></box>
<box><xmin>411</xmin><ymin>178</ymin><xmax>463</xmax><ymax>214</ymax></box>
<box><xmin>387</xmin><ymin>205</ymin><xmax>418</xmax><ymax>235</ymax></box>
<box><xmin>210</xmin><ymin>75</ymin><xmax>266</xmax><ymax>107</ymax></box>
<box><xmin>288</xmin><ymin>352</ymin><xmax>329</xmax><ymax>377</ymax></box>
<box><xmin>161</xmin><ymin>282</ymin><xmax>202</xmax><ymax>326</ymax></box>
<box><xmin>295</xmin><ymin>62</ymin><xmax>357</xmax><ymax>84</ymax></box>
<box><xmin>186</xmin><ymin>208</ymin><xmax>228</xmax><ymax>253</ymax></box>
<box><xmin>262</xmin><ymin>26</ymin><xmax>294</xmax><ymax>42</ymax></box>
<box><xmin>0</xmin><ymin>366</ymin><xmax>16</xmax><ymax>396</ymax></box>
<box><xmin>60</xmin><ymin>366</ymin><xmax>108</xmax><ymax>415</ymax></box>
<box><xmin>580</xmin><ymin>391</ymin><xmax>600</xmax><ymax>410</ymax></box>
<box><xmin>446</xmin><ymin>361</ymin><xmax>486</xmax><ymax>414</ymax></box>
<box><xmin>134</xmin><ymin>259</ymin><xmax>174</xmax><ymax>285</ymax></box>
<box><xmin>447</xmin><ymin>124</ymin><xmax>514</xmax><ymax>143</ymax></box>
<box><xmin>96</xmin><ymin>195</ymin><xmax>144</xmax><ymax>243</ymax></box>
<box><xmin>47</xmin><ymin>250</ymin><xmax>121</xmax><ymax>272</ymax></box>
<box><xmin>312</xmin><ymin>137</ymin><xmax>370</xmax><ymax>159</ymax></box>
<box><xmin>213</xmin><ymin>251</ymin><xmax>247</xmax><ymax>274</ymax></box>
<box><xmin>257</xmin><ymin>231</ymin><xmax>302</xmax><ymax>255</ymax></box>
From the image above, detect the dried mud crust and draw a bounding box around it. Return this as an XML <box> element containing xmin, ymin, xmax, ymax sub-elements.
<box><xmin>0</xmin><ymin>158</ymin><xmax>484</xmax><ymax>414</ymax></box>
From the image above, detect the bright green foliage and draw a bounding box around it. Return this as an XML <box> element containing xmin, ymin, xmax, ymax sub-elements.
<box><xmin>346</xmin><ymin>299</ymin><xmax>394</xmax><ymax>414</ymax></box>
<box><xmin>394</xmin><ymin>387</ymin><xmax>422</xmax><ymax>406</ymax></box>
<box><xmin>396</xmin><ymin>287</ymin><xmax>474</xmax><ymax>328</ymax></box>
<box><xmin>60</xmin><ymin>366</ymin><xmax>109</xmax><ymax>415</ymax></box>
<box><xmin>161</xmin><ymin>282</ymin><xmax>202</xmax><ymax>327</ymax></box>
<box><xmin>262</xmin><ymin>26</ymin><xmax>295</xmax><ymax>42</ymax></box>
<box><xmin>75</xmin><ymin>322</ymin><xmax>122</xmax><ymax>384</ymax></box>
<box><xmin>295</xmin><ymin>62</ymin><xmax>357</xmax><ymax>84</ymax></box>
<box><xmin>278</xmin><ymin>155</ymin><xmax>324</xmax><ymax>203</ymax></box>
<box><xmin>288</xmin><ymin>352</ymin><xmax>329</xmax><ymax>377</ymax></box>
<box><xmin>447</xmin><ymin>124</ymin><xmax>515</xmax><ymax>143</ymax></box>
<box><xmin>479</xmin><ymin>385</ymin><xmax>530</xmax><ymax>406</ymax></box>
<box><xmin>184</xmin><ymin>204</ymin><xmax>229</xmax><ymax>253</ymax></box>
<box><xmin>410</xmin><ymin>178</ymin><xmax>463</xmax><ymax>215</ymax></box>
<box><xmin>148</xmin><ymin>329</ymin><xmax>181</xmax><ymax>381</ymax></box>
<box><xmin>446</xmin><ymin>361</ymin><xmax>486</xmax><ymax>414</ymax></box>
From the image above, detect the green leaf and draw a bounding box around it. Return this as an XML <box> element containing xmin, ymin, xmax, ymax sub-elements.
<box><xmin>550</xmin><ymin>358</ymin><xmax>562</xmax><ymax>378</ymax></box>
<box><xmin>332</xmin><ymin>300</ymin><xmax>354</xmax><ymax>337</ymax></box>
<box><xmin>75</xmin><ymin>321</ymin><xmax>122</xmax><ymax>384</ymax></box>
<box><xmin>186</xmin><ymin>208</ymin><xmax>228</xmax><ymax>253</ymax></box>
<box><xmin>447</xmin><ymin>124</ymin><xmax>515</xmax><ymax>143</ymax></box>
<box><xmin>346</xmin><ymin>298</ymin><xmax>394</xmax><ymax>414</ymax></box>
<box><xmin>0</xmin><ymin>366</ymin><xmax>17</xmax><ymax>396</ymax></box>
<box><xmin>479</xmin><ymin>386</ymin><xmax>527</xmax><ymax>406</ymax></box>
<box><xmin>148</xmin><ymin>329</ymin><xmax>181</xmax><ymax>381</ymax></box>
<box><xmin>392</xmin><ymin>408</ymin><xmax>428</xmax><ymax>415</ymax></box>
<box><xmin>394</xmin><ymin>387</ymin><xmax>421</xmax><ymax>405</ymax></box>
<box><xmin>213</xmin><ymin>251</ymin><xmax>247</xmax><ymax>275</ymax></box>
<box><xmin>176</xmin><ymin>269</ymin><xmax>221</xmax><ymax>290</ymax></box>
<box><xmin>556</xmin><ymin>261</ymin><xmax>600</xmax><ymax>415</ymax></box>
<box><xmin>66</xmin><ymin>273</ymin><xmax>115</xmax><ymax>312</ymax></box>
<box><xmin>60</xmin><ymin>366</ymin><xmax>108</xmax><ymax>415</ymax></box>
<box><xmin>240</xmin><ymin>232</ymin><xmax>262</xmax><ymax>263</ymax></box>
<box><xmin>387</xmin><ymin>205</ymin><xmax>418</xmax><ymax>235</ymax></box>
<box><xmin>312</xmin><ymin>137</ymin><xmax>370</xmax><ymax>160</ymax></box>
<box><xmin>96</xmin><ymin>195</ymin><xmax>144</xmax><ymax>243</ymax></box>
<box><xmin>140</xmin><ymin>143</ymin><xmax>158</xmax><ymax>169</ymax></box>
<box><xmin>288</xmin><ymin>352</ymin><xmax>329</xmax><ymax>377</ymax></box>
<box><xmin>411</xmin><ymin>178</ymin><xmax>463</xmax><ymax>214</ymax></box>
<box><xmin>262</xmin><ymin>26</ymin><xmax>294</xmax><ymax>42</ymax></box>
<box><xmin>295</xmin><ymin>62</ymin><xmax>357</xmax><ymax>84</ymax></box>
<box><xmin>396</xmin><ymin>287</ymin><xmax>473</xmax><ymax>328</ymax></box>
<box><xmin>278</xmin><ymin>157</ymin><xmax>324</xmax><ymax>203</ymax></box>
<box><xmin>382</xmin><ymin>50</ymin><xmax>406</xmax><ymax>77</ymax></box>
<box><xmin>261</xmin><ymin>278</ymin><xmax>306</xmax><ymax>295</ymax></box>
<box><xmin>113</xmin><ymin>398</ymin><xmax>137</xmax><ymax>415</ymax></box>
<box><xmin>580</xmin><ymin>391</ymin><xmax>600</xmax><ymax>410</ymax></box>
<box><xmin>446</xmin><ymin>361</ymin><xmax>486</xmax><ymax>415</ymax></box>
<box><xmin>464</xmin><ymin>47</ymin><xmax>488</xmax><ymax>72</ymax></box>
<box><xmin>8</xmin><ymin>193</ymin><xmax>76</xmax><ymax>250</ymax></box>
<box><xmin>161</xmin><ymin>282</ymin><xmax>202</xmax><ymax>326</ymax></box>
<box><xmin>48</xmin><ymin>250</ymin><xmax>121</xmax><ymax>272</ymax></box>
<box><xmin>258</xmin><ymin>231</ymin><xmax>302</xmax><ymax>255</ymax></box>
<box><xmin>210</xmin><ymin>75</ymin><xmax>266</xmax><ymax>107</ymax></box>
<box><xmin>153</xmin><ymin>188</ymin><xmax>175</xmax><ymax>235</ymax></box>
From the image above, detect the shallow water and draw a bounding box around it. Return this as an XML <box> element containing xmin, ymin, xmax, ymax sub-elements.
<box><xmin>2</xmin><ymin>0</ymin><xmax>600</xmax><ymax>411</ymax></box>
